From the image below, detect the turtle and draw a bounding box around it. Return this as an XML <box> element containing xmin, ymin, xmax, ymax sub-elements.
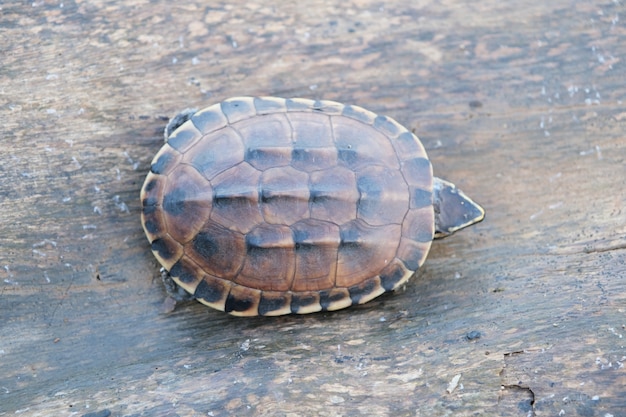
<box><xmin>140</xmin><ymin>96</ymin><xmax>484</xmax><ymax>316</ymax></box>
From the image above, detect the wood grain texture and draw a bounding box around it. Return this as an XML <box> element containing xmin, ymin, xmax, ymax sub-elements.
<box><xmin>1</xmin><ymin>0</ymin><xmax>625</xmax><ymax>416</ymax></box>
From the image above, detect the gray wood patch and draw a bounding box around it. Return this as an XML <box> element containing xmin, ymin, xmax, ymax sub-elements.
<box><xmin>1</xmin><ymin>0</ymin><xmax>625</xmax><ymax>416</ymax></box>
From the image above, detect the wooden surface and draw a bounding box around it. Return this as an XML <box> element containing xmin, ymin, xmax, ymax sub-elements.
<box><xmin>1</xmin><ymin>1</ymin><xmax>625</xmax><ymax>416</ymax></box>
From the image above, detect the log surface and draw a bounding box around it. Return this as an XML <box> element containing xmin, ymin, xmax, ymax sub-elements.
<box><xmin>1</xmin><ymin>1</ymin><xmax>625</xmax><ymax>416</ymax></box>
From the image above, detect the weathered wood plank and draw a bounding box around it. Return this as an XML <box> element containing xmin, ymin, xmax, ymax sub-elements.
<box><xmin>1</xmin><ymin>0</ymin><xmax>625</xmax><ymax>416</ymax></box>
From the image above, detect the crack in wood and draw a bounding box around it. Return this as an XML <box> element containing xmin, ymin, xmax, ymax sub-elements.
<box><xmin>582</xmin><ymin>242</ymin><xmax>626</xmax><ymax>254</ymax></box>
<box><xmin>546</xmin><ymin>240</ymin><xmax>626</xmax><ymax>255</ymax></box>
<box><xmin>500</xmin><ymin>384</ymin><xmax>536</xmax><ymax>416</ymax></box>
<box><xmin>499</xmin><ymin>351</ymin><xmax>539</xmax><ymax>416</ymax></box>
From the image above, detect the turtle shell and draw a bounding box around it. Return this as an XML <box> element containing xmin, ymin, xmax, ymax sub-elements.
<box><xmin>141</xmin><ymin>97</ymin><xmax>434</xmax><ymax>316</ymax></box>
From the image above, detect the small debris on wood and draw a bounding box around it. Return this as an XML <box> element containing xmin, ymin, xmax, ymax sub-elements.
<box><xmin>466</xmin><ymin>330</ymin><xmax>482</xmax><ymax>341</ymax></box>
<box><xmin>446</xmin><ymin>374</ymin><xmax>462</xmax><ymax>394</ymax></box>
<box><xmin>329</xmin><ymin>395</ymin><xmax>345</xmax><ymax>404</ymax></box>
<box><xmin>160</xmin><ymin>296</ymin><xmax>178</xmax><ymax>314</ymax></box>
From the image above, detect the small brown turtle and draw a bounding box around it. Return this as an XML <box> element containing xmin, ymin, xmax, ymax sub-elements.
<box><xmin>141</xmin><ymin>97</ymin><xmax>484</xmax><ymax>316</ymax></box>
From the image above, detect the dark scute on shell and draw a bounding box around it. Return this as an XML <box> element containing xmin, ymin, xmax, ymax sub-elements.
<box><xmin>399</xmin><ymin>247</ymin><xmax>424</xmax><ymax>271</ymax></box>
<box><xmin>285</xmin><ymin>98</ymin><xmax>311</xmax><ymax>111</ymax></box>
<box><xmin>165</xmin><ymin>109</ymin><xmax>196</xmax><ymax>139</ymax></box>
<box><xmin>143</xmin><ymin>219</ymin><xmax>160</xmax><ymax>234</ymax></box>
<box><xmin>169</xmin><ymin>260</ymin><xmax>197</xmax><ymax>284</ymax></box>
<box><xmin>309</xmin><ymin>189</ymin><xmax>330</xmax><ymax>204</ymax></box>
<box><xmin>162</xmin><ymin>187</ymin><xmax>187</xmax><ymax>216</ymax></box>
<box><xmin>290</xmin><ymin>294</ymin><xmax>318</xmax><ymax>313</ymax></box>
<box><xmin>380</xmin><ymin>263</ymin><xmax>407</xmax><ymax>291</ymax></box>
<box><xmin>194</xmin><ymin>279</ymin><xmax>226</xmax><ymax>303</ymax></box>
<box><xmin>319</xmin><ymin>290</ymin><xmax>345</xmax><ymax>310</ymax></box>
<box><xmin>221</xmin><ymin>98</ymin><xmax>254</xmax><ymax>121</ymax></box>
<box><xmin>402</xmin><ymin>157</ymin><xmax>431</xmax><ymax>180</ymax></box>
<box><xmin>357</xmin><ymin>173</ymin><xmax>383</xmax><ymax>199</ymax></box>
<box><xmin>292</xmin><ymin>226</ymin><xmax>311</xmax><ymax>248</ymax></box>
<box><xmin>291</xmin><ymin>148</ymin><xmax>307</xmax><ymax>163</ymax></box>
<box><xmin>192</xmin><ymin>231</ymin><xmax>219</xmax><ymax>260</ymax></box>
<box><xmin>349</xmin><ymin>280</ymin><xmax>377</xmax><ymax>304</ymax></box>
<box><xmin>151</xmin><ymin>238</ymin><xmax>177</xmax><ymax>261</ymax></box>
<box><xmin>341</xmin><ymin>105</ymin><xmax>371</xmax><ymax>123</ymax></box>
<box><xmin>151</xmin><ymin>152</ymin><xmax>174</xmax><ymax>175</ymax></box>
<box><xmin>258</xmin><ymin>294</ymin><xmax>288</xmax><ymax>315</ymax></box>
<box><xmin>143</xmin><ymin>179</ymin><xmax>158</xmax><ymax>193</ymax></box>
<box><xmin>190</xmin><ymin>108</ymin><xmax>225</xmax><ymax>133</ymax></box>
<box><xmin>142</xmin><ymin>198</ymin><xmax>158</xmax><ymax>213</ymax></box>
<box><xmin>167</xmin><ymin>127</ymin><xmax>197</xmax><ymax>151</ymax></box>
<box><xmin>338</xmin><ymin>148</ymin><xmax>358</xmax><ymax>165</ymax></box>
<box><xmin>411</xmin><ymin>188</ymin><xmax>432</xmax><ymax>208</ymax></box>
<box><xmin>373</xmin><ymin>115</ymin><xmax>402</xmax><ymax>137</ymax></box>
<box><xmin>254</xmin><ymin>97</ymin><xmax>284</xmax><ymax>113</ymax></box>
<box><xmin>225</xmin><ymin>292</ymin><xmax>254</xmax><ymax>313</ymax></box>
<box><xmin>395</xmin><ymin>131</ymin><xmax>424</xmax><ymax>157</ymax></box>
<box><xmin>339</xmin><ymin>224</ymin><xmax>361</xmax><ymax>250</ymax></box>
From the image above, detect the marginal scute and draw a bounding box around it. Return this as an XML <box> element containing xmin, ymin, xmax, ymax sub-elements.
<box><xmin>150</xmin><ymin>235</ymin><xmax>183</xmax><ymax>270</ymax></box>
<box><xmin>166</xmin><ymin>122</ymin><xmax>203</xmax><ymax>154</ymax></box>
<box><xmin>258</xmin><ymin>291</ymin><xmax>292</xmax><ymax>316</ymax></box>
<box><xmin>285</xmin><ymin>97</ymin><xmax>315</xmax><ymax>111</ymax></box>
<box><xmin>221</xmin><ymin>97</ymin><xmax>256</xmax><ymax>124</ymax></box>
<box><xmin>290</xmin><ymin>292</ymin><xmax>322</xmax><ymax>314</ymax></box>
<box><xmin>194</xmin><ymin>276</ymin><xmax>229</xmax><ymax>304</ymax></box>
<box><xmin>142</xmin><ymin>217</ymin><xmax>160</xmax><ymax>235</ymax></box>
<box><xmin>341</xmin><ymin>104</ymin><xmax>376</xmax><ymax>124</ymax></box>
<box><xmin>143</xmin><ymin>177</ymin><xmax>159</xmax><ymax>194</ymax></box>
<box><xmin>397</xmin><ymin>238</ymin><xmax>432</xmax><ymax>271</ymax></box>
<box><xmin>319</xmin><ymin>288</ymin><xmax>351</xmax><ymax>311</ymax></box>
<box><xmin>169</xmin><ymin>256</ymin><xmax>205</xmax><ymax>291</ymax></box>
<box><xmin>349</xmin><ymin>277</ymin><xmax>385</xmax><ymax>305</ymax></box>
<box><xmin>379</xmin><ymin>259</ymin><xmax>412</xmax><ymax>291</ymax></box>
<box><xmin>225</xmin><ymin>285</ymin><xmax>261</xmax><ymax>316</ymax></box>
<box><xmin>142</xmin><ymin>202</ymin><xmax>158</xmax><ymax>217</ymax></box>
<box><xmin>141</xmin><ymin>173</ymin><xmax>167</xmax><ymax>239</ymax></box>
<box><xmin>311</xmin><ymin>99</ymin><xmax>344</xmax><ymax>115</ymax></box>
<box><xmin>190</xmin><ymin>104</ymin><xmax>228</xmax><ymax>136</ymax></box>
<box><xmin>150</xmin><ymin>146</ymin><xmax>181</xmax><ymax>175</ymax></box>
<box><xmin>373</xmin><ymin>114</ymin><xmax>406</xmax><ymax>138</ymax></box>
<box><xmin>254</xmin><ymin>96</ymin><xmax>287</xmax><ymax>114</ymax></box>
<box><xmin>392</xmin><ymin>131</ymin><xmax>428</xmax><ymax>161</ymax></box>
